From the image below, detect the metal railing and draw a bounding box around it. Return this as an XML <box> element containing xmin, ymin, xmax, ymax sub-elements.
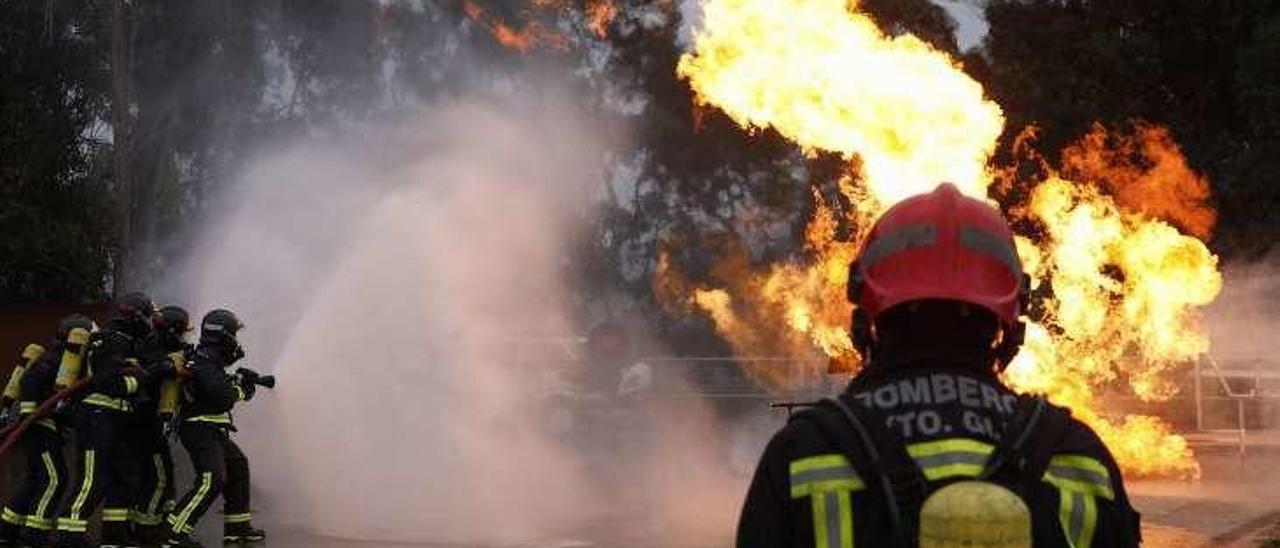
<box><xmin>1192</xmin><ymin>355</ymin><xmax>1280</xmax><ymax>454</ymax></box>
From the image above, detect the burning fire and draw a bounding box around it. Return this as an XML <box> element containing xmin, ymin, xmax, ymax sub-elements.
<box><xmin>462</xmin><ymin>0</ymin><xmax>619</xmax><ymax>51</ymax></box>
<box><xmin>670</xmin><ymin>0</ymin><xmax>1221</xmax><ymax>478</ymax></box>
<box><xmin>677</xmin><ymin>0</ymin><xmax>1003</xmax><ymax>206</ymax></box>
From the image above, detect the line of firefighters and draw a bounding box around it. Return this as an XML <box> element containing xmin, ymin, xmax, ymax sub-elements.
<box><xmin>0</xmin><ymin>293</ymin><xmax>266</xmax><ymax>548</ymax></box>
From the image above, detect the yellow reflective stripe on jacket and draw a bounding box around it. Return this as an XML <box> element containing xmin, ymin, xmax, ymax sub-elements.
<box><xmin>35</xmin><ymin>418</ymin><xmax>57</xmax><ymax>431</ymax></box>
<box><xmin>790</xmin><ymin>454</ymin><xmax>866</xmax><ymax>498</ymax></box>
<box><xmin>18</xmin><ymin>401</ymin><xmax>37</xmax><ymax>414</ymax></box>
<box><xmin>123</xmin><ymin>376</ymin><xmax>139</xmax><ymax>395</ymax></box>
<box><xmin>790</xmin><ymin>454</ymin><xmax>859</xmax><ymax>548</ymax></box>
<box><xmin>186</xmin><ymin>413</ymin><xmax>232</xmax><ymax>424</ymax></box>
<box><xmin>1041</xmin><ymin>454</ymin><xmax>1112</xmax><ymax>548</ymax></box>
<box><xmin>1055</xmin><ymin>484</ymin><xmax>1098</xmax><ymax>548</ymax></box>
<box><xmin>906</xmin><ymin>438</ymin><xmax>994</xmax><ymax>481</ymax></box>
<box><xmin>81</xmin><ymin>393</ymin><xmax>132</xmax><ymax>412</ymax></box>
<box><xmin>809</xmin><ymin>488</ymin><xmax>854</xmax><ymax>548</ymax></box>
<box><xmin>790</xmin><ymin>443</ymin><xmax>1115</xmax><ymax>548</ymax></box>
<box><xmin>1043</xmin><ymin>454</ymin><xmax>1115</xmax><ymax>500</ymax></box>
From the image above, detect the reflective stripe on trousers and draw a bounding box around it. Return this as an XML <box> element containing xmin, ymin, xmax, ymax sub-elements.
<box><xmin>1</xmin><ymin>507</ymin><xmax>25</xmax><ymax>527</ymax></box>
<box><xmin>59</xmin><ymin>449</ymin><xmax>96</xmax><ymax>531</ymax></box>
<box><xmin>135</xmin><ymin>453</ymin><xmax>170</xmax><ymax>526</ymax></box>
<box><xmin>168</xmin><ymin>472</ymin><xmax>213</xmax><ymax>534</ymax></box>
<box><xmin>789</xmin><ymin>440</ymin><xmax>1116</xmax><ymax>547</ymax></box>
<box><xmin>31</xmin><ymin>451</ymin><xmax>59</xmax><ymax>530</ymax></box>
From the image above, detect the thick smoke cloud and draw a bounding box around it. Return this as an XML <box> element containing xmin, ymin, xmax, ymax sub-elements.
<box><xmin>1203</xmin><ymin>252</ymin><xmax>1280</xmax><ymax>366</ymax></box>
<box><xmin>170</xmin><ymin>98</ymin><xmax>613</xmax><ymax>543</ymax></box>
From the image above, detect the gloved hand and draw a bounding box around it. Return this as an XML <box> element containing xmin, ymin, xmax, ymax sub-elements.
<box><xmin>161</xmin><ymin>413</ymin><xmax>178</xmax><ymax>439</ymax></box>
<box><xmin>54</xmin><ymin>399</ymin><xmax>74</xmax><ymax>419</ymax></box>
<box><xmin>130</xmin><ymin>389</ymin><xmax>153</xmax><ymax>408</ymax></box>
<box><xmin>137</xmin><ymin>356</ymin><xmax>175</xmax><ymax>387</ymax></box>
<box><xmin>239</xmin><ymin>376</ymin><xmax>257</xmax><ymax>402</ymax></box>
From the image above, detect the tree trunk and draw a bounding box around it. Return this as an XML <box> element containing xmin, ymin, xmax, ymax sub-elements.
<box><xmin>110</xmin><ymin>0</ymin><xmax>133</xmax><ymax>297</ymax></box>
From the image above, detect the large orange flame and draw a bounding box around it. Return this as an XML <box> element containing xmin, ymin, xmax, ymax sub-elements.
<box><xmin>668</xmin><ymin>0</ymin><xmax>1221</xmax><ymax>478</ymax></box>
<box><xmin>462</xmin><ymin>0</ymin><xmax>620</xmax><ymax>51</ymax></box>
<box><xmin>676</xmin><ymin>0</ymin><xmax>1003</xmax><ymax>206</ymax></box>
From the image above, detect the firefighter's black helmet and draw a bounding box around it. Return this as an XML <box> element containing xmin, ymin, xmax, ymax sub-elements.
<box><xmin>116</xmin><ymin>292</ymin><xmax>156</xmax><ymax>320</ymax></box>
<box><xmin>153</xmin><ymin>306</ymin><xmax>191</xmax><ymax>335</ymax></box>
<box><xmin>56</xmin><ymin>314</ymin><xmax>94</xmax><ymax>342</ymax></box>
<box><xmin>112</xmin><ymin>292</ymin><xmax>155</xmax><ymax>338</ymax></box>
<box><xmin>200</xmin><ymin>309</ymin><xmax>243</xmax><ymax>343</ymax></box>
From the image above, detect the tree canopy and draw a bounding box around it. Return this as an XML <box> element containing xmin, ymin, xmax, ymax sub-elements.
<box><xmin>1</xmin><ymin>0</ymin><xmax>1275</xmax><ymax>315</ymax></box>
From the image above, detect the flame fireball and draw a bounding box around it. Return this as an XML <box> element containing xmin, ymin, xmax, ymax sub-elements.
<box><xmin>671</xmin><ymin>0</ymin><xmax>1221</xmax><ymax>478</ymax></box>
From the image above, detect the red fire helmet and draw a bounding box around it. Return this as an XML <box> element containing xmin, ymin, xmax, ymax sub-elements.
<box><xmin>848</xmin><ymin>183</ymin><xmax>1026</xmax><ymax>328</ymax></box>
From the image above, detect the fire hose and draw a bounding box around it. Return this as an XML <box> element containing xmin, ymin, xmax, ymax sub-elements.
<box><xmin>0</xmin><ymin>365</ymin><xmax>276</xmax><ymax>457</ymax></box>
<box><xmin>0</xmin><ymin>379</ymin><xmax>89</xmax><ymax>460</ymax></box>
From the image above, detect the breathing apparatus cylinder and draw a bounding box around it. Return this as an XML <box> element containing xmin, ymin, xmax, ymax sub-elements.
<box><xmin>4</xmin><ymin>344</ymin><xmax>45</xmax><ymax>401</ymax></box>
<box><xmin>157</xmin><ymin>351</ymin><xmax>188</xmax><ymax>416</ymax></box>
<box><xmin>55</xmin><ymin>328</ymin><xmax>91</xmax><ymax>390</ymax></box>
<box><xmin>918</xmin><ymin>481</ymin><xmax>1031</xmax><ymax>548</ymax></box>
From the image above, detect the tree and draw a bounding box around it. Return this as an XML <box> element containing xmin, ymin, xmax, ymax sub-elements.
<box><xmin>0</xmin><ymin>0</ymin><xmax>113</xmax><ymax>302</ymax></box>
<box><xmin>978</xmin><ymin>0</ymin><xmax>1280</xmax><ymax>258</ymax></box>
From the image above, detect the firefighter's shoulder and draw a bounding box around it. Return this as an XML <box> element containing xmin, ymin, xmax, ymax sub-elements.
<box><xmin>765</xmin><ymin>406</ymin><xmax>860</xmax><ymax>489</ymax></box>
<box><xmin>189</xmin><ymin>347</ymin><xmax>225</xmax><ymax>367</ymax></box>
<box><xmin>1052</xmin><ymin>409</ymin><xmax>1120</xmax><ymax>466</ymax></box>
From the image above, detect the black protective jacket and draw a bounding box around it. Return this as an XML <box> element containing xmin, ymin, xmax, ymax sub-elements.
<box><xmin>80</xmin><ymin>330</ymin><xmax>145</xmax><ymax>413</ymax></box>
<box><xmin>178</xmin><ymin>344</ymin><xmax>244</xmax><ymax>425</ymax></box>
<box><xmin>134</xmin><ymin>334</ymin><xmax>190</xmax><ymax>418</ymax></box>
<box><xmin>737</xmin><ymin>361</ymin><xmax>1141</xmax><ymax>548</ymax></box>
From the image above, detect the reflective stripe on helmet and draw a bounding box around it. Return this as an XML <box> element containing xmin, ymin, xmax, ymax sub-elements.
<box><xmin>960</xmin><ymin>226</ymin><xmax>1023</xmax><ymax>280</ymax></box>
<box><xmin>858</xmin><ymin>224</ymin><xmax>937</xmax><ymax>270</ymax></box>
<box><xmin>849</xmin><ymin>183</ymin><xmax>1026</xmax><ymax>327</ymax></box>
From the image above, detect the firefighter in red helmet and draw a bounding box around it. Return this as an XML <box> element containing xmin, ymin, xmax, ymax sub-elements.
<box><xmin>736</xmin><ymin>184</ymin><xmax>1140</xmax><ymax>547</ymax></box>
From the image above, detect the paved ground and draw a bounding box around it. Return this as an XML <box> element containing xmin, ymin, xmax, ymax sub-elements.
<box><xmin>1130</xmin><ymin>446</ymin><xmax>1280</xmax><ymax>548</ymax></box>
<box><xmin>180</xmin><ymin>446</ymin><xmax>1280</xmax><ymax>548</ymax></box>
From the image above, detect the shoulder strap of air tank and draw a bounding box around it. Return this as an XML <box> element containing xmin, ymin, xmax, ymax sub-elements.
<box><xmin>980</xmin><ymin>394</ymin><xmax>1072</xmax><ymax>495</ymax></box>
<box><xmin>791</xmin><ymin>395</ymin><xmax>924</xmax><ymax>548</ymax></box>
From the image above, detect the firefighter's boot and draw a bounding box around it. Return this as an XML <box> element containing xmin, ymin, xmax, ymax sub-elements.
<box><xmin>18</xmin><ymin>526</ymin><xmax>52</xmax><ymax>548</ymax></box>
<box><xmin>222</xmin><ymin>522</ymin><xmax>265</xmax><ymax>544</ymax></box>
<box><xmin>0</xmin><ymin>520</ymin><xmax>20</xmax><ymax>545</ymax></box>
<box><xmin>162</xmin><ymin>532</ymin><xmax>202</xmax><ymax>548</ymax></box>
<box><xmin>100</xmin><ymin>519</ymin><xmax>139</xmax><ymax>548</ymax></box>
